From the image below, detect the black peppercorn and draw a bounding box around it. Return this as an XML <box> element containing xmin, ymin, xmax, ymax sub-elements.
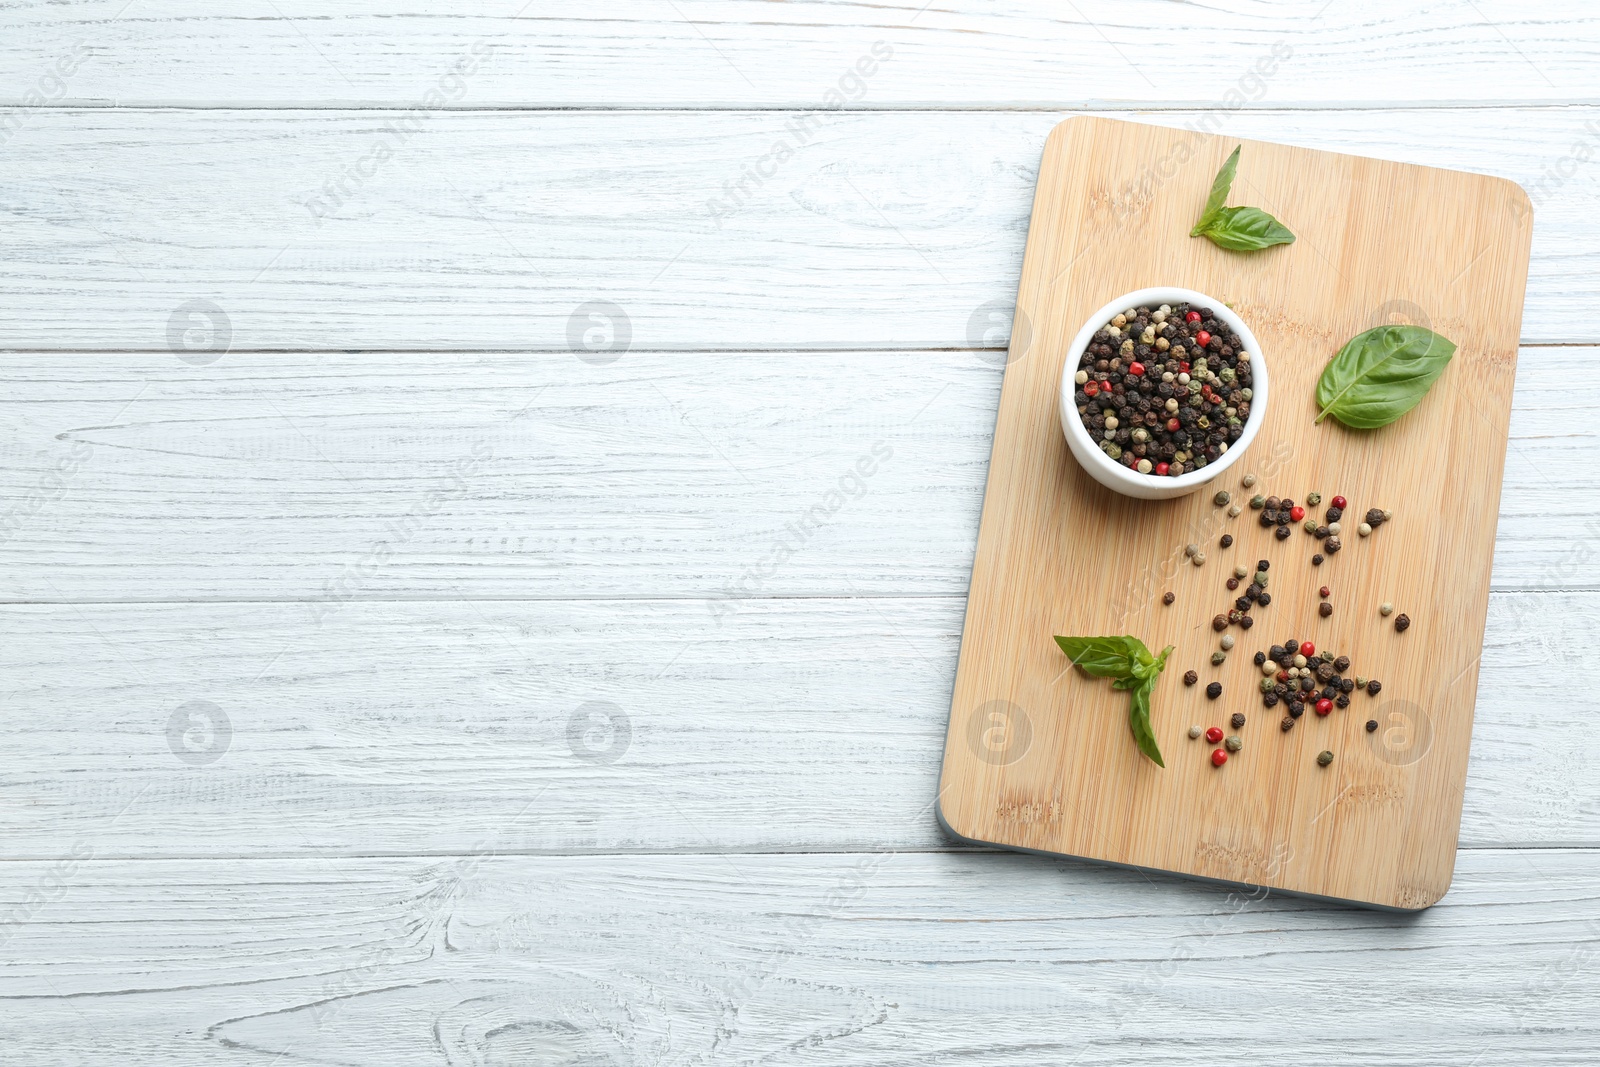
<box><xmin>1212</xmin><ymin>614</ymin><xmax>1228</xmax><ymax>632</ymax></box>
<box><xmin>1275</xmin><ymin>525</ymin><xmax>1291</xmax><ymax>540</ymax></box>
<box><xmin>1312</xmin><ymin>553</ymin><xmax>1324</xmax><ymax>566</ymax></box>
<box><xmin>1257</xmin><ymin>560</ymin><xmax>1269</xmax><ymax>572</ymax></box>
<box><xmin>1184</xmin><ymin>670</ymin><xmax>1199</xmax><ymax>686</ymax></box>
<box><xmin>1335</xmin><ymin>694</ymin><xmax>1350</xmax><ymax>709</ymax></box>
<box><xmin>1314</xmin><ymin>525</ymin><xmax>1329</xmax><ymax>539</ymax></box>
<box><xmin>1269</xmin><ymin>644</ymin><xmax>1286</xmax><ymax>660</ymax></box>
<box><xmin>1265</xmin><ymin>496</ymin><xmax>1281</xmax><ymax>511</ymax></box>
<box><xmin>1289</xmin><ymin>701</ymin><xmax>1305</xmax><ymax>718</ymax></box>
<box><xmin>1326</xmin><ymin>506</ymin><xmax>1343</xmax><ymax>523</ymax></box>
<box><xmin>1231</xmin><ymin>712</ymin><xmax>1246</xmax><ymax>728</ymax></box>
<box><xmin>1367</xmin><ymin>679</ymin><xmax>1382</xmax><ymax>695</ymax></box>
<box><xmin>1281</xmin><ymin>716</ymin><xmax>1295</xmax><ymax>732</ymax></box>
<box><xmin>1235</xmin><ymin>596</ymin><xmax>1252</xmax><ymax>612</ymax></box>
<box><xmin>1316</xmin><ymin>662</ymin><xmax>1335</xmax><ymax>683</ymax></box>
<box><xmin>1366</xmin><ymin>719</ymin><xmax>1379</xmax><ymax>732</ymax></box>
<box><xmin>1365</xmin><ymin>507</ymin><xmax>1386</xmax><ymax>527</ymax></box>
<box><xmin>1264</xmin><ymin>692</ymin><xmax>1279</xmax><ymax>708</ymax></box>
<box><xmin>1220</xmin><ymin>534</ymin><xmax>1234</xmax><ymax>548</ymax></box>
<box><xmin>1226</xmin><ymin>575</ymin><xmax>1240</xmax><ymax>591</ymax></box>
<box><xmin>1340</xmin><ymin>677</ymin><xmax>1355</xmax><ymax>694</ymax></box>
<box><xmin>1239</xmin><ymin>615</ymin><xmax>1254</xmax><ymax>630</ymax></box>
<box><xmin>1256</xmin><ymin>592</ymin><xmax>1272</xmax><ymax>606</ymax></box>
<box><xmin>1319</xmin><ymin>602</ymin><xmax>1333</xmax><ymax>617</ymax></box>
<box><xmin>1325</xmin><ymin>537</ymin><xmax>1342</xmax><ymax>554</ymax></box>
<box><xmin>1395</xmin><ymin>613</ymin><xmax>1410</xmax><ymax>632</ymax></box>
<box><xmin>1320</xmin><ymin>685</ymin><xmax>1336</xmax><ymax>700</ymax></box>
<box><xmin>1206</xmin><ymin>681</ymin><xmax>1222</xmax><ymax>700</ymax></box>
<box><xmin>1333</xmin><ymin>655</ymin><xmax>1351</xmax><ymax>673</ymax></box>
<box><xmin>1163</xmin><ymin>591</ymin><xmax>1175</xmax><ymax>605</ymax></box>
<box><xmin>1301</xmin><ymin>677</ymin><xmax>1316</xmax><ymax>692</ymax></box>
<box><xmin>1254</xmin><ymin>651</ymin><xmax>1267</xmax><ymax>666</ymax></box>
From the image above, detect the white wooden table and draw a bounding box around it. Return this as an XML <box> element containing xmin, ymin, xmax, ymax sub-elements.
<box><xmin>3</xmin><ymin>3</ymin><xmax>1598</xmax><ymax>1063</ymax></box>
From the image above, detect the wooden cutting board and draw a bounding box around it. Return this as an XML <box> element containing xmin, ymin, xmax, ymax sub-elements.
<box><xmin>938</xmin><ymin>117</ymin><xmax>1532</xmax><ymax>910</ymax></box>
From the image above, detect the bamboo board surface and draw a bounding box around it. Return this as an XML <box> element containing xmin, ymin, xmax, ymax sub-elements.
<box><xmin>938</xmin><ymin>117</ymin><xmax>1533</xmax><ymax>910</ymax></box>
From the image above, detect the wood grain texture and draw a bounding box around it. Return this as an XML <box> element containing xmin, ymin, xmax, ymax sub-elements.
<box><xmin>1</xmin><ymin>591</ymin><xmax>1592</xmax><ymax>860</ymax></box>
<box><xmin>941</xmin><ymin>117</ymin><xmax>1532</xmax><ymax>909</ymax></box>
<box><xmin>2</xmin><ymin>850</ymin><xmax>1597</xmax><ymax>1065</ymax></box>
<box><xmin>0</xmin><ymin>349</ymin><xmax>1589</xmax><ymax>601</ymax></box>
<box><xmin>2</xmin><ymin>1</ymin><xmax>1596</xmax><ymax>107</ymax></box>
<box><xmin>0</xmin><ymin>108</ymin><xmax>1592</xmax><ymax>349</ymax></box>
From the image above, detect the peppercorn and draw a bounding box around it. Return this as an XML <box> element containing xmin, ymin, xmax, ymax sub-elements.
<box><xmin>1395</xmin><ymin>613</ymin><xmax>1410</xmax><ymax>632</ymax></box>
<box><xmin>1227</xmin><ymin>609</ymin><xmax>1242</xmax><ymax>624</ymax></box>
<box><xmin>1367</xmin><ymin>679</ymin><xmax>1382</xmax><ymax>695</ymax></box>
<box><xmin>1192</xmin><ymin>552</ymin><xmax>1206</xmax><ymax>567</ymax></box>
<box><xmin>1315</xmin><ymin>698</ymin><xmax>1332</xmax><ymax>715</ymax></box>
<box><xmin>1312</xmin><ymin>553</ymin><xmax>1324</xmax><ymax>566</ymax></box>
<box><xmin>1211</xmin><ymin>651</ymin><xmax>1227</xmax><ymax>666</ymax></box>
<box><xmin>1184</xmin><ymin>670</ymin><xmax>1199</xmax><ymax>686</ymax></box>
<box><xmin>1206</xmin><ymin>681</ymin><xmax>1222</xmax><ymax>699</ymax></box>
<box><xmin>1358</xmin><ymin>522</ymin><xmax>1372</xmax><ymax>537</ymax></box>
<box><xmin>1233</xmin><ymin>565</ymin><xmax>1248</xmax><ymax>579</ymax></box>
<box><xmin>1324</xmin><ymin>537</ymin><xmax>1342</xmax><ymax>554</ymax></box>
<box><xmin>1317</xmin><ymin>750</ymin><xmax>1334</xmax><ymax>767</ymax></box>
<box><xmin>1205</xmin><ymin>726</ymin><xmax>1224</xmax><ymax>743</ymax></box>
<box><xmin>1354</xmin><ymin>675</ymin><xmax>1367</xmax><ymax>688</ymax></box>
<box><xmin>1220</xmin><ymin>634</ymin><xmax>1236</xmax><ymax>651</ymax></box>
<box><xmin>1230</xmin><ymin>712</ymin><xmax>1246</xmax><ymax>728</ymax></box>
<box><xmin>1274</xmin><ymin>525</ymin><xmax>1290</xmax><ymax>540</ymax></box>
<box><xmin>1379</xmin><ymin>602</ymin><xmax>1393</xmax><ymax>616</ymax></box>
<box><xmin>1234</xmin><ymin>595</ymin><xmax>1251</xmax><ymax>612</ymax></box>
<box><xmin>1250</xmin><ymin>494</ymin><xmax>1265</xmax><ymax>509</ymax></box>
<box><xmin>1242</xmin><ymin>473</ymin><xmax>1257</xmax><ymax>488</ymax></box>
<box><xmin>1303</xmin><ymin>519</ymin><xmax>1318</xmax><ymax>534</ymax></box>
<box><xmin>1306</xmin><ymin>492</ymin><xmax>1322</xmax><ymax>506</ymax></box>
<box><xmin>1225</xmin><ymin>735</ymin><xmax>1243</xmax><ymax>753</ymax></box>
<box><xmin>1335</xmin><ymin>694</ymin><xmax>1350</xmax><ymax>709</ymax></box>
<box><xmin>1256</xmin><ymin>592</ymin><xmax>1272</xmax><ymax>607</ymax></box>
<box><xmin>1366</xmin><ymin>719</ymin><xmax>1378</xmax><ymax>733</ymax></box>
<box><xmin>1365</xmin><ymin>507</ymin><xmax>1385</xmax><ymax>526</ymax></box>
<box><xmin>1288</xmin><ymin>701</ymin><xmax>1304</xmax><ymax>718</ymax></box>
<box><xmin>1265</xmin><ymin>496</ymin><xmax>1281</xmax><ymax>511</ymax></box>
<box><xmin>1281</xmin><ymin>716</ymin><xmax>1295</xmax><ymax>731</ymax></box>
<box><xmin>1254</xmin><ymin>570</ymin><xmax>1268</xmax><ymax>586</ymax></box>
<box><xmin>1189</xmin><ymin>724</ymin><xmax>1203</xmax><ymax>739</ymax></box>
<box><xmin>1214</xmin><ymin>491</ymin><xmax>1231</xmax><ymax>506</ymax></box>
<box><xmin>1226</xmin><ymin>577</ymin><xmax>1239</xmax><ymax>591</ymax></box>
<box><xmin>1326</xmin><ymin>506</ymin><xmax>1343</xmax><ymax>523</ymax></box>
<box><xmin>1318</xmin><ymin>586</ymin><xmax>1330</xmax><ymax>599</ymax></box>
<box><xmin>1254</xmin><ymin>650</ymin><xmax>1267</xmax><ymax>666</ymax></box>
<box><xmin>1313</xmin><ymin>525</ymin><xmax>1329</xmax><ymax>539</ymax></box>
<box><xmin>1331</xmin><ymin>495</ymin><xmax>1347</xmax><ymax>509</ymax></box>
<box><xmin>1319</xmin><ymin>602</ymin><xmax>1333</xmax><ymax>617</ymax></box>
<box><xmin>1163</xmin><ymin>591</ymin><xmax>1175</xmax><ymax>605</ymax></box>
<box><xmin>1211</xmin><ymin>748</ymin><xmax>1228</xmax><ymax>767</ymax></box>
<box><xmin>1228</xmin><ymin>504</ymin><xmax>1242</xmax><ymax>517</ymax></box>
<box><xmin>1339</xmin><ymin>677</ymin><xmax>1355</xmax><ymax>694</ymax></box>
<box><xmin>1211</xmin><ymin>614</ymin><xmax>1228</xmax><ymax>632</ymax></box>
<box><xmin>1239</xmin><ymin>616</ymin><xmax>1254</xmax><ymax>630</ymax></box>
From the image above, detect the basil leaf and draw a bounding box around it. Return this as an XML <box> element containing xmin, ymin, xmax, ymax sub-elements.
<box><xmin>1198</xmin><ymin>206</ymin><xmax>1296</xmax><ymax>251</ymax></box>
<box><xmin>1054</xmin><ymin>635</ymin><xmax>1139</xmax><ymax>678</ymax></box>
<box><xmin>1190</xmin><ymin>145</ymin><xmax>1240</xmax><ymax>236</ymax></box>
<box><xmin>1315</xmin><ymin>324</ymin><xmax>1457</xmax><ymax>429</ymax></box>
<box><xmin>1129</xmin><ymin>679</ymin><xmax>1165</xmax><ymax>767</ymax></box>
<box><xmin>1111</xmin><ymin>676</ymin><xmax>1141</xmax><ymax>690</ymax></box>
<box><xmin>1152</xmin><ymin>644</ymin><xmax>1173</xmax><ymax>675</ymax></box>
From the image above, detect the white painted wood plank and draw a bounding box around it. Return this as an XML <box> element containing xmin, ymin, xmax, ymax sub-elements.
<box><xmin>0</xmin><ymin>349</ymin><xmax>1586</xmax><ymax>601</ymax></box>
<box><xmin>2</xmin><ymin>1</ymin><xmax>1596</xmax><ymax>108</ymax></box>
<box><xmin>0</xmin><ymin>592</ymin><xmax>1591</xmax><ymax>858</ymax></box>
<box><xmin>1</xmin><ymin>849</ymin><xmax>1596</xmax><ymax>1064</ymax></box>
<box><xmin>0</xmin><ymin>108</ymin><xmax>1588</xmax><ymax>350</ymax></box>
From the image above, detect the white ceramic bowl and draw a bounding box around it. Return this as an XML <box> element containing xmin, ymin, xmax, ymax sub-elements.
<box><xmin>1059</xmin><ymin>287</ymin><xmax>1269</xmax><ymax>501</ymax></box>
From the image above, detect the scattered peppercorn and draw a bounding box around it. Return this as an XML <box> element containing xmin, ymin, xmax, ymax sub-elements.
<box><xmin>1211</xmin><ymin>651</ymin><xmax>1228</xmax><ymax>666</ymax></box>
<box><xmin>1315</xmin><ymin>698</ymin><xmax>1333</xmax><ymax>716</ymax></box>
<box><xmin>1254</xmin><ymin>650</ymin><xmax>1266</xmax><ymax>666</ymax></box>
<box><xmin>1250</xmin><ymin>494</ymin><xmax>1266</xmax><ymax>509</ymax></box>
<box><xmin>1226</xmin><ymin>577</ymin><xmax>1240</xmax><ymax>591</ymax></box>
<box><xmin>1324</xmin><ymin>537</ymin><xmax>1342</xmax><ymax>554</ymax></box>
<box><xmin>1206</xmin><ymin>681</ymin><xmax>1223</xmax><ymax>699</ymax></box>
<box><xmin>1189</xmin><ymin>724</ymin><xmax>1203</xmax><ymax>739</ymax></box>
<box><xmin>1306</xmin><ymin>491</ymin><xmax>1322</xmax><ymax>506</ymax></box>
<box><xmin>1242</xmin><ymin>473</ymin><xmax>1257</xmax><ymax>488</ymax></box>
<box><xmin>1319</xmin><ymin>602</ymin><xmax>1333</xmax><ymax>617</ymax></box>
<box><xmin>1366</xmin><ymin>719</ymin><xmax>1378</xmax><ymax>733</ymax></box>
<box><xmin>1211</xmin><ymin>614</ymin><xmax>1228</xmax><ymax>632</ymax></box>
<box><xmin>1274</xmin><ymin>525</ymin><xmax>1290</xmax><ymax>540</ymax></box>
<box><xmin>1192</xmin><ymin>552</ymin><xmax>1207</xmax><ymax>567</ymax></box>
<box><xmin>1240</xmin><ymin>615</ymin><xmax>1254</xmax><ymax>630</ymax></box>
<box><xmin>1184</xmin><ymin>670</ymin><xmax>1199</xmax><ymax>686</ymax></box>
<box><xmin>1331</xmin><ymin>495</ymin><xmax>1347</xmax><ymax>510</ymax></box>
<box><xmin>1228</xmin><ymin>504</ymin><xmax>1242</xmax><ymax>517</ymax></box>
<box><xmin>1333</xmin><ymin>655</ymin><xmax>1350</xmax><ymax>673</ymax></box>
<box><xmin>1319</xmin><ymin>586</ymin><xmax>1330</xmax><ymax>599</ymax></box>
<box><xmin>1379</xmin><ymin>602</ymin><xmax>1393</xmax><ymax>616</ymax></box>
<box><xmin>1312</xmin><ymin>553</ymin><xmax>1324</xmax><ymax>566</ymax></box>
<box><xmin>1214</xmin><ymin>491</ymin><xmax>1231</xmax><ymax>506</ymax></box>
<box><xmin>1225</xmin><ymin>735</ymin><xmax>1243</xmax><ymax>753</ymax></box>
<box><xmin>1367</xmin><ymin>679</ymin><xmax>1382</xmax><ymax>695</ymax></box>
<box><xmin>1358</xmin><ymin>522</ymin><xmax>1372</xmax><ymax>537</ymax></box>
<box><xmin>1163</xmin><ymin>591</ymin><xmax>1175</xmax><ymax>605</ymax></box>
<box><xmin>1205</xmin><ymin>726</ymin><xmax>1224</xmax><ymax>743</ymax></box>
<box><xmin>1230</xmin><ymin>712</ymin><xmax>1246</xmax><ymax>728</ymax></box>
<box><xmin>1317</xmin><ymin>750</ymin><xmax>1334</xmax><ymax>767</ymax></box>
<box><xmin>1220</xmin><ymin>634</ymin><xmax>1236</xmax><ymax>651</ymax></box>
<box><xmin>1395</xmin><ymin>613</ymin><xmax>1410</xmax><ymax>632</ymax></box>
<box><xmin>1281</xmin><ymin>716</ymin><xmax>1295</xmax><ymax>731</ymax></box>
<box><xmin>1220</xmin><ymin>534</ymin><xmax>1234</xmax><ymax>548</ymax></box>
<box><xmin>1212</xmin><ymin>748</ymin><xmax>1228</xmax><ymax>766</ymax></box>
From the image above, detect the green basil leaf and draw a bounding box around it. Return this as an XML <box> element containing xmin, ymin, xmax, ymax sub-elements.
<box><xmin>1190</xmin><ymin>145</ymin><xmax>1240</xmax><ymax>236</ymax></box>
<box><xmin>1152</xmin><ymin>644</ymin><xmax>1173</xmax><ymax>675</ymax></box>
<box><xmin>1054</xmin><ymin>635</ymin><xmax>1138</xmax><ymax>678</ymax></box>
<box><xmin>1111</xmin><ymin>675</ymin><xmax>1141</xmax><ymax>690</ymax></box>
<box><xmin>1315</xmin><ymin>324</ymin><xmax>1457</xmax><ymax>429</ymax></box>
<box><xmin>1129</xmin><ymin>679</ymin><xmax>1165</xmax><ymax>767</ymax></box>
<box><xmin>1198</xmin><ymin>206</ymin><xmax>1296</xmax><ymax>251</ymax></box>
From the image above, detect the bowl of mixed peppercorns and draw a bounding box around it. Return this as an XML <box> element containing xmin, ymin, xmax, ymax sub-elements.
<box><xmin>1059</xmin><ymin>287</ymin><xmax>1269</xmax><ymax>500</ymax></box>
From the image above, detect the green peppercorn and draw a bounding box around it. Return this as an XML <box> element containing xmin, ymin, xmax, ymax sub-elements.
<box><xmin>1225</xmin><ymin>735</ymin><xmax>1243</xmax><ymax>753</ymax></box>
<box><xmin>1253</xmin><ymin>571</ymin><xmax>1268</xmax><ymax>587</ymax></box>
<box><xmin>1317</xmin><ymin>750</ymin><xmax>1334</xmax><ymax>767</ymax></box>
<box><xmin>1306</xmin><ymin>491</ymin><xmax>1322</xmax><ymax>506</ymax></box>
<box><xmin>1211</xmin><ymin>651</ymin><xmax>1227</xmax><ymax>666</ymax></box>
<box><xmin>1213</xmin><ymin>490</ymin><xmax>1231</xmax><ymax>506</ymax></box>
<box><xmin>1250</xmin><ymin>494</ymin><xmax>1266</xmax><ymax>509</ymax></box>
